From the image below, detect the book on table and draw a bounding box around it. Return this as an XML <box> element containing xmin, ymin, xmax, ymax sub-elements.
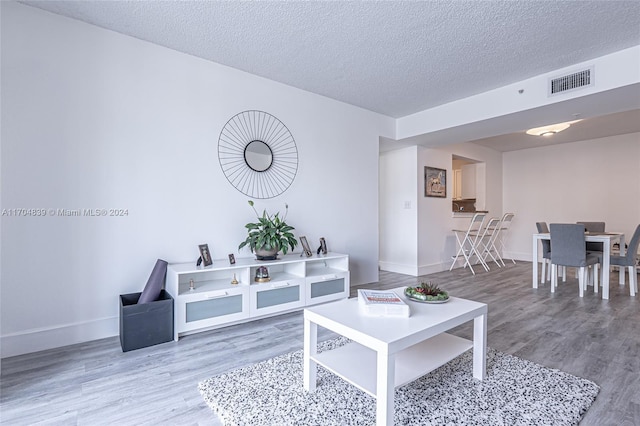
<box><xmin>357</xmin><ymin>289</ymin><xmax>410</xmax><ymax>317</ymax></box>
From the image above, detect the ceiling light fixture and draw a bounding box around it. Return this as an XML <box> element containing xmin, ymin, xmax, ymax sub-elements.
<box><xmin>525</xmin><ymin>120</ymin><xmax>581</xmax><ymax>137</ymax></box>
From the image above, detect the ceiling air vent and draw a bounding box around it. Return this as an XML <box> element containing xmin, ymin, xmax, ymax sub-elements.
<box><xmin>548</xmin><ymin>67</ymin><xmax>594</xmax><ymax>96</ymax></box>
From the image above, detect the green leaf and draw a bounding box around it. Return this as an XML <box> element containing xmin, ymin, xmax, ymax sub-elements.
<box><xmin>238</xmin><ymin>201</ymin><xmax>297</xmax><ymax>255</ymax></box>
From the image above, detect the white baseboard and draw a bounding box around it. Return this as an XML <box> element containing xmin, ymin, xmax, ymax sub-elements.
<box><xmin>417</xmin><ymin>261</ymin><xmax>451</xmax><ymax>276</ymax></box>
<box><xmin>1</xmin><ymin>317</ymin><xmax>118</xmax><ymax>358</ymax></box>
<box><xmin>505</xmin><ymin>251</ymin><xmax>531</xmax><ymax>262</ymax></box>
<box><xmin>380</xmin><ymin>260</ymin><xmax>460</xmax><ymax>276</ymax></box>
<box><xmin>381</xmin><ymin>251</ymin><xmax>531</xmax><ymax>279</ymax></box>
<box><xmin>378</xmin><ymin>261</ymin><xmax>419</xmax><ymax>276</ymax></box>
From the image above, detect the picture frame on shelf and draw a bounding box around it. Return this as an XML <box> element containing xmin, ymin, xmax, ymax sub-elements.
<box><xmin>318</xmin><ymin>237</ymin><xmax>328</xmax><ymax>255</ymax></box>
<box><xmin>299</xmin><ymin>236</ymin><xmax>313</xmax><ymax>257</ymax></box>
<box><xmin>425</xmin><ymin>166</ymin><xmax>446</xmax><ymax>198</ymax></box>
<box><xmin>228</xmin><ymin>253</ymin><xmax>236</xmax><ymax>265</ymax></box>
<box><xmin>198</xmin><ymin>244</ymin><xmax>213</xmax><ymax>267</ymax></box>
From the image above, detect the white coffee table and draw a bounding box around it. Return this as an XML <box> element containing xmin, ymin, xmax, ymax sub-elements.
<box><xmin>303</xmin><ymin>287</ymin><xmax>487</xmax><ymax>426</ymax></box>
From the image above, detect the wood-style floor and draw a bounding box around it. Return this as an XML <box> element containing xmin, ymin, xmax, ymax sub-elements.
<box><xmin>1</xmin><ymin>262</ymin><xmax>638</xmax><ymax>425</ymax></box>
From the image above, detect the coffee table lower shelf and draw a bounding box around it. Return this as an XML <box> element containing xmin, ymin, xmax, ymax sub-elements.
<box><xmin>311</xmin><ymin>333</ymin><xmax>472</xmax><ymax>396</ymax></box>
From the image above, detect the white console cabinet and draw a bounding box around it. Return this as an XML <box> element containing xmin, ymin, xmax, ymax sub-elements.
<box><xmin>166</xmin><ymin>252</ymin><xmax>349</xmax><ymax>340</ymax></box>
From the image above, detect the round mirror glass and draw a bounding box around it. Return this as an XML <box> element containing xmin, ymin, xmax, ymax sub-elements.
<box><xmin>244</xmin><ymin>140</ymin><xmax>273</xmax><ymax>172</ymax></box>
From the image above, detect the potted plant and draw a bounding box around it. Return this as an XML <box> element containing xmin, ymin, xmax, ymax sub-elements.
<box><xmin>238</xmin><ymin>200</ymin><xmax>298</xmax><ymax>260</ymax></box>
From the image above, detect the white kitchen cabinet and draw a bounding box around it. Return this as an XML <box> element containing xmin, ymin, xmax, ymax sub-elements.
<box><xmin>453</xmin><ymin>169</ymin><xmax>462</xmax><ymax>200</ymax></box>
<box><xmin>461</xmin><ymin>164</ymin><xmax>477</xmax><ymax>199</ymax></box>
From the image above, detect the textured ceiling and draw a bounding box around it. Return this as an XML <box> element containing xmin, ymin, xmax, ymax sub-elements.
<box><xmin>19</xmin><ymin>0</ymin><xmax>640</xmax><ymax>119</ymax></box>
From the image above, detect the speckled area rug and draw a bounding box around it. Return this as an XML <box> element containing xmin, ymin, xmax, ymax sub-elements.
<box><xmin>199</xmin><ymin>337</ymin><xmax>599</xmax><ymax>426</ymax></box>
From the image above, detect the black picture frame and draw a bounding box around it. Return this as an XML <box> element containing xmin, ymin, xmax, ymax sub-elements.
<box><xmin>198</xmin><ymin>244</ymin><xmax>213</xmax><ymax>267</ymax></box>
<box><xmin>425</xmin><ymin>166</ymin><xmax>447</xmax><ymax>198</ymax></box>
<box><xmin>319</xmin><ymin>237</ymin><xmax>327</xmax><ymax>255</ymax></box>
<box><xmin>299</xmin><ymin>236</ymin><xmax>313</xmax><ymax>257</ymax></box>
<box><xmin>228</xmin><ymin>253</ymin><xmax>236</xmax><ymax>265</ymax></box>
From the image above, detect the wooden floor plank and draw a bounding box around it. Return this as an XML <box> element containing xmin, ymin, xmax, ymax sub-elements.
<box><xmin>1</xmin><ymin>262</ymin><xmax>638</xmax><ymax>425</ymax></box>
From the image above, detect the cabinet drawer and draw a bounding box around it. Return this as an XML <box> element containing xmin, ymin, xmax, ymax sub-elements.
<box><xmin>186</xmin><ymin>295</ymin><xmax>242</xmax><ymax>322</ymax></box>
<box><xmin>176</xmin><ymin>287</ymin><xmax>249</xmax><ymax>333</ymax></box>
<box><xmin>250</xmin><ymin>279</ymin><xmax>305</xmax><ymax>317</ymax></box>
<box><xmin>306</xmin><ymin>271</ymin><xmax>349</xmax><ymax>305</ymax></box>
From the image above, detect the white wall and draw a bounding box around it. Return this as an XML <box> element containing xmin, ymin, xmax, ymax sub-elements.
<box><xmin>379</xmin><ymin>146</ymin><xmax>418</xmax><ymax>274</ymax></box>
<box><xmin>379</xmin><ymin>141</ymin><xmax>503</xmax><ymax>275</ymax></box>
<box><xmin>0</xmin><ymin>2</ymin><xmax>395</xmax><ymax>357</ymax></box>
<box><xmin>503</xmin><ymin>132</ymin><xmax>640</xmax><ymax>261</ymax></box>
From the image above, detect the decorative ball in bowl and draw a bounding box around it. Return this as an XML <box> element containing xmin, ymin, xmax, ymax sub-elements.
<box><xmin>404</xmin><ymin>282</ymin><xmax>449</xmax><ymax>303</ymax></box>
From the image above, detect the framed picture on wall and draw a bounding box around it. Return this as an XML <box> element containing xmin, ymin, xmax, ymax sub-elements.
<box><xmin>425</xmin><ymin>166</ymin><xmax>447</xmax><ymax>198</ymax></box>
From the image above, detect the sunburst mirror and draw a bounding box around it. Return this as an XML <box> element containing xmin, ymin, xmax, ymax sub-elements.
<box><xmin>218</xmin><ymin>110</ymin><xmax>298</xmax><ymax>199</ymax></box>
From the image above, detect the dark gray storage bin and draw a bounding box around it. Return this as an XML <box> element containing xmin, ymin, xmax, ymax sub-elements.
<box><xmin>119</xmin><ymin>289</ymin><xmax>174</xmax><ymax>352</ymax></box>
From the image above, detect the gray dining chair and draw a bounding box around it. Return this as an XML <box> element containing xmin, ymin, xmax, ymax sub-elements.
<box><xmin>577</xmin><ymin>221</ymin><xmax>605</xmax><ymax>254</ymax></box>
<box><xmin>610</xmin><ymin>224</ymin><xmax>640</xmax><ymax>297</ymax></box>
<box><xmin>577</xmin><ymin>221</ymin><xmax>605</xmax><ymax>287</ymax></box>
<box><xmin>536</xmin><ymin>222</ymin><xmax>552</xmax><ymax>284</ymax></box>
<box><xmin>535</xmin><ymin>221</ymin><xmax>566</xmax><ymax>284</ymax></box>
<box><xmin>550</xmin><ymin>223</ymin><xmax>600</xmax><ymax>297</ymax></box>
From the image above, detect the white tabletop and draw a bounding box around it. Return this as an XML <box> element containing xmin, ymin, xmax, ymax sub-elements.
<box><xmin>304</xmin><ymin>288</ymin><xmax>487</xmax><ymax>352</ymax></box>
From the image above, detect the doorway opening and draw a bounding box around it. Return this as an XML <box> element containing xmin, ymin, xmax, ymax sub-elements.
<box><xmin>452</xmin><ymin>155</ymin><xmax>485</xmax><ymax>213</ymax></box>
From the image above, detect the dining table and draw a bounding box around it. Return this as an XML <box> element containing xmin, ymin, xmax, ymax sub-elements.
<box><xmin>532</xmin><ymin>231</ymin><xmax>625</xmax><ymax>300</ymax></box>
